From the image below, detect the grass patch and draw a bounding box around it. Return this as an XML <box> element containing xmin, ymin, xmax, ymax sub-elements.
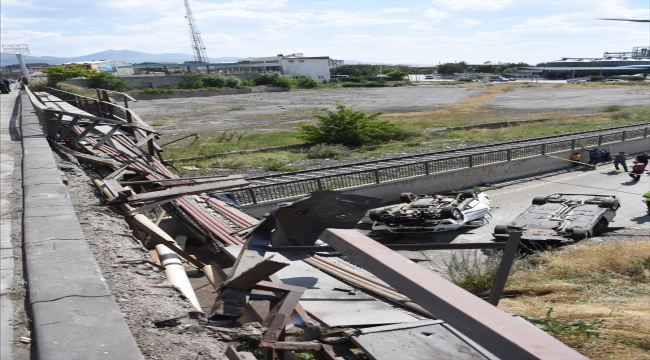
<box><xmin>500</xmin><ymin>240</ymin><xmax>650</xmax><ymax>359</ymax></box>
<box><xmin>443</xmin><ymin>249</ymin><xmax>503</xmax><ymax>294</ymax></box>
<box><xmin>604</xmin><ymin>105</ymin><xmax>623</xmax><ymax>112</ymax></box>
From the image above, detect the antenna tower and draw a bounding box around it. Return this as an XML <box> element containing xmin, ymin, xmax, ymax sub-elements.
<box><xmin>184</xmin><ymin>0</ymin><xmax>209</xmax><ymax>63</ymax></box>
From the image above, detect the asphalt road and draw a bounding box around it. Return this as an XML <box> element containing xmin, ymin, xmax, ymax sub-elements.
<box><xmin>375</xmin><ymin>162</ymin><xmax>650</xmax><ymax>269</ymax></box>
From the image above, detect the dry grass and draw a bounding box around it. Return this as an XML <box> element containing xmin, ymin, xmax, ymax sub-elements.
<box><xmin>500</xmin><ymin>240</ymin><xmax>650</xmax><ymax>359</ymax></box>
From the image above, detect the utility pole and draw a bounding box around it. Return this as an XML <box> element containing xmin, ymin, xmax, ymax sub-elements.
<box><xmin>184</xmin><ymin>0</ymin><xmax>209</xmax><ymax>64</ymax></box>
<box><xmin>2</xmin><ymin>44</ymin><xmax>31</xmax><ymax>82</ymax></box>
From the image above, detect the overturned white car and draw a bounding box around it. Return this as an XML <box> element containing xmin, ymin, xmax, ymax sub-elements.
<box><xmin>369</xmin><ymin>191</ymin><xmax>492</xmax><ymax>233</ymax></box>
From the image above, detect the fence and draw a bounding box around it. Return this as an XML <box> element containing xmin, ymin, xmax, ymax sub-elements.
<box><xmin>229</xmin><ymin>124</ymin><xmax>650</xmax><ymax>205</ymax></box>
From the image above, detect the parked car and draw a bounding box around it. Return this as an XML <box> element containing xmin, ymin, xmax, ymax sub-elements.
<box><xmin>368</xmin><ymin>191</ymin><xmax>492</xmax><ymax>233</ymax></box>
<box><xmin>567</xmin><ymin>78</ymin><xmax>588</xmax><ymax>84</ymax></box>
<box><xmin>493</xmin><ymin>193</ymin><xmax>619</xmax><ymax>244</ymax></box>
<box><xmin>606</xmin><ymin>79</ymin><xmax>627</xmax><ymax>83</ymax></box>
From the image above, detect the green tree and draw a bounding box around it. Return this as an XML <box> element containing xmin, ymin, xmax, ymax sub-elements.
<box><xmin>253</xmin><ymin>71</ymin><xmax>281</xmax><ymax>85</ymax></box>
<box><xmin>297</xmin><ymin>77</ymin><xmax>319</xmax><ymax>88</ymax></box>
<box><xmin>88</xmin><ymin>72</ymin><xmax>128</xmax><ymax>91</ymax></box>
<box><xmin>299</xmin><ymin>103</ymin><xmax>403</xmax><ymax>146</ymax></box>
<box><xmin>225</xmin><ymin>76</ymin><xmax>242</xmax><ymax>88</ymax></box>
<box><xmin>385</xmin><ymin>69</ymin><xmax>408</xmax><ymax>81</ymax></box>
<box><xmin>330</xmin><ymin>64</ymin><xmax>381</xmax><ymax>77</ymax></box>
<box><xmin>272</xmin><ymin>76</ymin><xmax>295</xmax><ymax>88</ymax></box>
<box><xmin>203</xmin><ymin>73</ymin><xmax>227</xmax><ymax>87</ymax></box>
<box><xmin>178</xmin><ymin>73</ymin><xmax>204</xmax><ymax>89</ymax></box>
<box><xmin>437</xmin><ymin>62</ymin><xmax>468</xmax><ymax>75</ymax></box>
<box><xmin>41</xmin><ymin>64</ymin><xmax>94</xmax><ymax>87</ymax></box>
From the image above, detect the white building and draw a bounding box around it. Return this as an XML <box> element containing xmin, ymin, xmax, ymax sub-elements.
<box><xmin>236</xmin><ymin>53</ymin><xmax>337</xmax><ymax>83</ymax></box>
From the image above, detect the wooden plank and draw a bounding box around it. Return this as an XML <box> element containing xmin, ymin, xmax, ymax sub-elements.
<box><xmin>69</xmin><ymin>120</ymin><xmax>100</xmax><ymax>146</ymax></box>
<box><xmin>110</xmin><ymin>179</ymin><xmax>250</xmax><ymax>204</ymax></box>
<box><xmin>119</xmin><ymin>174</ymin><xmax>246</xmax><ymax>186</ymax></box>
<box><xmin>125</xmin><ymin>196</ymin><xmax>183</xmax><ymax>216</ymax></box>
<box><xmin>56</xmin><ymin>116</ymin><xmax>80</xmax><ymax>141</ymax></box>
<box><xmin>135</xmin><ymin>132</ymin><xmax>157</xmax><ymax>147</ymax></box>
<box><xmin>259</xmin><ymin>341</ymin><xmax>322</xmax><ymax>351</ymax></box>
<box><xmin>49</xmin><ymin>140</ymin><xmax>125</xmax><ymax>168</ymax></box>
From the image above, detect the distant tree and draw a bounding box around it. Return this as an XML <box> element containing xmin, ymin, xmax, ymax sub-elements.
<box><xmin>297</xmin><ymin>77</ymin><xmax>319</xmax><ymax>88</ymax></box>
<box><xmin>330</xmin><ymin>64</ymin><xmax>381</xmax><ymax>77</ymax></box>
<box><xmin>253</xmin><ymin>71</ymin><xmax>281</xmax><ymax>85</ymax></box>
<box><xmin>41</xmin><ymin>64</ymin><xmax>94</xmax><ymax>87</ymax></box>
<box><xmin>536</xmin><ymin>62</ymin><xmax>548</xmax><ymax>67</ymax></box>
<box><xmin>88</xmin><ymin>72</ymin><xmax>128</xmax><ymax>92</ymax></box>
<box><xmin>178</xmin><ymin>73</ymin><xmax>204</xmax><ymax>89</ymax></box>
<box><xmin>385</xmin><ymin>69</ymin><xmax>408</xmax><ymax>81</ymax></box>
<box><xmin>437</xmin><ymin>62</ymin><xmax>468</xmax><ymax>75</ymax></box>
<box><xmin>272</xmin><ymin>76</ymin><xmax>295</xmax><ymax>88</ymax></box>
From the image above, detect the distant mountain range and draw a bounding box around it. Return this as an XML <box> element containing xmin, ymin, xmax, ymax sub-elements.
<box><xmin>0</xmin><ymin>49</ymin><xmax>241</xmax><ymax>66</ymax></box>
<box><xmin>1</xmin><ymin>49</ymin><xmax>372</xmax><ymax>67</ymax></box>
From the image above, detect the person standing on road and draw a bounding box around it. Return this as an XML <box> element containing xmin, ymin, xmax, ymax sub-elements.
<box><xmin>581</xmin><ymin>146</ymin><xmax>601</xmax><ymax>167</ymax></box>
<box><xmin>644</xmin><ymin>191</ymin><xmax>650</xmax><ymax>213</ymax></box>
<box><xmin>613</xmin><ymin>151</ymin><xmax>628</xmax><ymax>172</ymax></box>
<box><xmin>2</xmin><ymin>79</ymin><xmax>10</xmax><ymax>93</ymax></box>
<box><xmin>629</xmin><ymin>160</ymin><xmax>646</xmax><ymax>181</ymax></box>
<box><xmin>0</xmin><ymin>79</ymin><xmax>8</xmax><ymax>94</ymax></box>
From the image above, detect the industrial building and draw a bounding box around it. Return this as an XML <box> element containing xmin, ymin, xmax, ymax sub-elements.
<box><xmin>118</xmin><ymin>53</ymin><xmax>341</xmax><ymax>83</ymax></box>
<box><xmin>520</xmin><ymin>46</ymin><xmax>650</xmax><ymax>79</ymax></box>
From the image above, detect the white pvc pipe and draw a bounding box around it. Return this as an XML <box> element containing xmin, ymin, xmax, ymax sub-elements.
<box><xmin>155</xmin><ymin>242</ymin><xmax>203</xmax><ymax>312</ymax></box>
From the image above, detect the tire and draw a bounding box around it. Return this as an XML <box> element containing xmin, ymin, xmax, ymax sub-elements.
<box><xmin>368</xmin><ymin>209</ymin><xmax>387</xmax><ymax>222</ymax></box>
<box><xmin>599</xmin><ymin>198</ymin><xmax>620</xmax><ymax>210</ymax></box>
<box><xmin>532</xmin><ymin>196</ymin><xmax>547</xmax><ymax>205</ymax></box>
<box><xmin>461</xmin><ymin>190</ymin><xmax>476</xmax><ymax>199</ymax></box>
<box><xmin>440</xmin><ymin>207</ymin><xmax>463</xmax><ymax>220</ymax></box>
<box><xmin>571</xmin><ymin>229</ymin><xmax>590</xmax><ymax>241</ymax></box>
<box><xmin>494</xmin><ymin>225</ymin><xmax>509</xmax><ymax>235</ymax></box>
<box><xmin>399</xmin><ymin>192</ymin><xmax>417</xmax><ymax>203</ymax></box>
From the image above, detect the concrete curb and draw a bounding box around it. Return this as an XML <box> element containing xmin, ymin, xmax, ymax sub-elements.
<box><xmin>20</xmin><ymin>93</ymin><xmax>143</xmax><ymax>360</ymax></box>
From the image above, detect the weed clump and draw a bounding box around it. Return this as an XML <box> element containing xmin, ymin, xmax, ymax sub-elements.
<box><xmin>603</xmin><ymin>105</ymin><xmax>623</xmax><ymax>112</ymax></box>
<box><xmin>306</xmin><ymin>144</ymin><xmax>349</xmax><ymax>159</ymax></box>
<box><xmin>264</xmin><ymin>161</ymin><xmax>299</xmax><ymax>172</ymax></box>
<box><xmin>443</xmin><ymin>250</ymin><xmax>503</xmax><ymax>294</ymax></box>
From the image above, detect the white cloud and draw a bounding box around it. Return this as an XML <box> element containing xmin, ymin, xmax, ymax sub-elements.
<box><xmin>380</xmin><ymin>7</ymin><xmax>411</xmax><ymax>14</ymax></box>
<box><xmin>431</xmin><ymin>0</ymin><xmax>512</xmax><ymax>10</ymax></box>
<box><xmin>457</xmin><ymin>19</ymin><xmax>483</xmax><ymax>27</ymax></box>
<box><xmin>423</xmin><ymin>8</ymin><xmax>447</xmax><ymax>22</ymax></box>
<box><xmin>409</xmin><ymin>22</ymin><xmax>440</xmax><ymax>30</ymax></box>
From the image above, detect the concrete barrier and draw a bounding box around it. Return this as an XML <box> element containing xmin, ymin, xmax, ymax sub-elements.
<box><xmin>242</xmin><ymin>137</ymin><xmax>650</xmax><ymax>216</ymax></box>
<box><xmin>20</xmin><ymin>93</ymin><xmax>143</xmax><ymax>360</ymax></box>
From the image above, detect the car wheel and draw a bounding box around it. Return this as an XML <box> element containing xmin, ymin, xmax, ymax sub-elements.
<box><xmin>368</xmin><ymin>209</ymin><xmax>387</xmax><ymax>222</ymax></box>
<box><xmin>399</xmin><ymin>192</ymin><xmax>417</xmax><ymax>203</ymax></box>
<box><xmin>532</xmin><ymin>196</ymin><xmax>547</xmax><ymax>205</ymax></box>
<box><xmin>441</xmin><ymin>207</ymin><xmax>463</xmax><ymax>220</ymax></box>
<box><xmin>571</xmin><ymin>229</ymin><xmax>590</xmax><ymax>241</ymax></box>
<box><xmin>494</xmin><ymin>225</ymin><xmax>509</xmax><ymax>235</ymax></box>
<box><xmin>461</xmin><ymin>190</ymin><xmax>476</xmax><ymax>199</ymax></box>
<box><xmin>599</xmin><ymin>199</ymin><xmax>620</xmax><ymax>210</ymax></box>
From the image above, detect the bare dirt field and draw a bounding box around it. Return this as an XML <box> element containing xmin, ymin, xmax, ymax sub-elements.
<box><xmin>486</xmin><ymin>87</ymin><xmax>650</xmax><ymax>110</ymax></box>
<box><xmin>130</xmin><ymin>85</ymin><xmax>650</xmax><ymax>135</ymax></box>
<box><xmin>130</xmin><ymin>86</ymin><xmax>483</xmax><ymax>133</ymax></box>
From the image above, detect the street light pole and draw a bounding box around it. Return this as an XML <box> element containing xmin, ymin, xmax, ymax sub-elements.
<box><xmin>2</xmin><ymin>44</ymin><xmax>31</xmax><ymax>82</ymax></box>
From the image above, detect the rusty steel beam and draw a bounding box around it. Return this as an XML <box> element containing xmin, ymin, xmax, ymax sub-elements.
<box><xmin>320</xmin><ymin>229</ymin><xmax>588</xmax><ymax>360</ymax></box>
<box><xmin>255</xmin><ymin>242</ymin><xmax>507</xmax><ymax>253</ymax></box>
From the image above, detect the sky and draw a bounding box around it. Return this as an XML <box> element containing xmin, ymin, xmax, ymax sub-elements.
<box><xmin>1</xmin><ymin>0</ymin><xmax>648</xmax><ymax>64</ymax></box>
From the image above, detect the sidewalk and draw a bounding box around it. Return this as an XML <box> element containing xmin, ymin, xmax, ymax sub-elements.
<box><xmin>1</xmin><ymin>84</ymin><xmax>24</xmax><ymax>360</ymax></box>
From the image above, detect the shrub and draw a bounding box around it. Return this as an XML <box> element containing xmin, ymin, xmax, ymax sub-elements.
<box><xmin>225</xmin><ymin>76</ymin><xmax>241</xmax><ymax>88</ymax></box>
<box><xmin>203</xmin><ymin>73</ymin><xmax>227</xmax><ymax>87</ymax></box>
<box><xmin>88</xmin><ymin>72</ymin><xmax>128</xmax><ymax>91</ymax></box>
<box><xmin>458</xmin><ymin>78</ymin><xmax>473</xmax><ymax>82</ymax></box>
<box><xmin>140</xmin><ymin>88</ymin><xmax>174</xmax><ymax>94</ymax></box>
<box><xmin>240</xmin><ymin>79</ymin><xmax>254</xmax><ymax>87</ymax></box>
<box><xmin>253</xmin><ymin>71</ymin><xmax>281</xmax><ymax>85</ymax></box>
<box><xmin>590</xmin><ymin>75</ymin><xmax>604</xmax><ymax>82</ymax></box>
<box><xmin>362</xmin><ymin>81</ymin><xmax>388</xmax><ymax>87</ymax></box>
<box><xmin>385</xmin><ymin>69</ymin><xmax>408</xmax><ymax>81</ymax></box>
<box><xmin>341</xmin><ymin>82</ymin><xmax>364</xmax><ymax>87</ymax></box>
<box><xmin>179</xmin><ymin>73</ymin><xmax>204</xmax><ymax>89</ymax></box>
<box><xmin>297</xmin><ymin>77</ymin><xmax>319</xmax><ymax>88</ymax></box>
<box><xmin>443</xmin><ymin>250</ymin><xmax>503</xmax><ymax>294</ymax></box>
<box><xmin>299</xmin><ymin>103</ymin><xmax>404</xmax><ymax>146</ymax></box>
<box><xmin>628</xmin><ymin>76</ymin><xmax>646</xmax><ymax>81</ymax></box>
<box><xmin>608</xmin><ymin>76</ymin><xmax>621</xmax><ymax>79</ymax></box>
<box><xmin>306</xmin><ymin>144</ymin><xmax>349</xmax><ymax>158</ymax></box>
<box><xmin>272</xmin><ymin>76</ymin><xmax>295</xmax><ymax>88</ymax></box>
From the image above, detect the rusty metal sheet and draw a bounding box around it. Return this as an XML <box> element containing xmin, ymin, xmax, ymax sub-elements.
<box><xmin>223</xmin><ymin>247</ymin><xmax>420</xmax><ymax>327</ymax></box>
<box><xmin>320</xmin><ymin>229</ymin><xmax>588</xmax><ymax>360</ymax></box>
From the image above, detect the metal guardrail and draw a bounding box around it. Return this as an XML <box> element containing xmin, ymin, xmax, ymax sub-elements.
<box><xmin>230</xmin><ymin>123</ymin><xmax>649</xmax><ymax>205</ymax></box>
